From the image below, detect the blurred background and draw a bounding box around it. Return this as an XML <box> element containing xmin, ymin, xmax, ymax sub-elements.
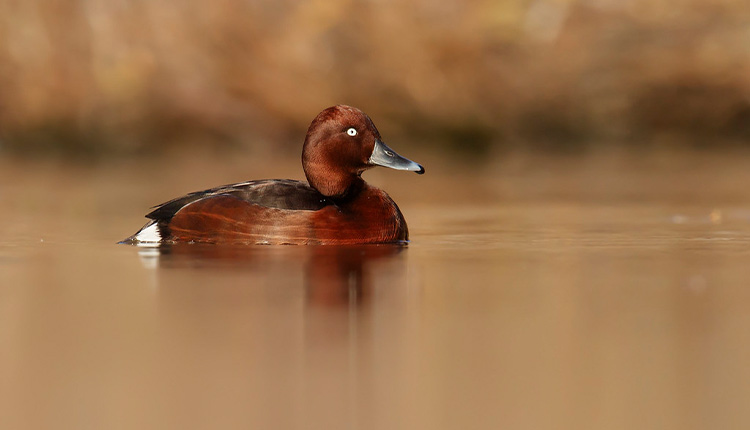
<box><xmin>1</xmin><ymin>0</ymin><xmax>748</xmax><ymax>159</ymax></box>
<box><xmin>4</xmin><ymin>3</ymin><xmax>750</xmax><ymax>430</ymax></box>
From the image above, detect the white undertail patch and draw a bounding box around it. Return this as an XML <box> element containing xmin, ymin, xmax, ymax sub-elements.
<box><xmin>135</xmin><ymin>222</ymin><xmax>161</xmax><ymax>244</ymax></box>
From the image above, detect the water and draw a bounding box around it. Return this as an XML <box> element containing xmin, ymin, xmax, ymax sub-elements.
<box><xmin>2</xmin><ymin>150</ymin><xmax>750</xmax><ymax>429</ymax></box>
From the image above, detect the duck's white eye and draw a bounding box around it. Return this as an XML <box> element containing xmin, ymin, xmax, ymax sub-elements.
<box><xmin>346</xmin><ymin>128</ymin><xmax>358</xmax><ymax>136</ymax></box>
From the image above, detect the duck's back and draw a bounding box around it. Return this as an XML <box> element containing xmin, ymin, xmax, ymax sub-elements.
<box><xmin>147</xmin><ymin>179</ymin><xmax>329</xmax><ymax>220</ymax></box>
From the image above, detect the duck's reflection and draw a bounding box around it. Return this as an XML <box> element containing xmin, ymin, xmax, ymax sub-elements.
<box><xmin>133</xmin><ymin>243</ymin><xmax>412</xmax><ymax>428</ymax></box>
<box><xmin>138</xmin><ymin>243</ymin><xmax>405</xmax><ymax>307</ymax></box>
<box><xmin>304</xmin><ymin>245</ymin><xmax>405</xmax><ymax>307</ymax></box>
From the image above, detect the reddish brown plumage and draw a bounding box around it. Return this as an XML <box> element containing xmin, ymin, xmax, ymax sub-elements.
<box><xmin>166</xmin><ymin>183</ymin><xmax>407</xmax><ymax>245</ymax></box>
<box><xmin>123</xmin><ymin>105</ymin><xmax>423</xmax><ymax>245</ymax></box>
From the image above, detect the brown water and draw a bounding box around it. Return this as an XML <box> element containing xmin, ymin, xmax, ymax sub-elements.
<box><xmin>2</xmin><ymin>150</ymin><xmax>750</xmax><ymax>430</ymax></box>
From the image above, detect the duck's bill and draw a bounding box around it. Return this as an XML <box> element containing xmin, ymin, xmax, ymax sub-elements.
<box><xmin>369</xmin><ymin>139</ymin><xmax>425</xmax><ymax>174</ymax></box>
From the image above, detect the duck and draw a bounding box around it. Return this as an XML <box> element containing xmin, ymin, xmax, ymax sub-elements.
<box><xmin>121</xmin><ymin>105</ymin><xmax>425</xmax><ymax>245</ymax></box>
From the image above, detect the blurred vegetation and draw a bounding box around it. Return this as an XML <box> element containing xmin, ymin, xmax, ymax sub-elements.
<box><xmin>0</xmin><ymin>0</ymin><xmax>748</xmax><ymax>158</ymax></box>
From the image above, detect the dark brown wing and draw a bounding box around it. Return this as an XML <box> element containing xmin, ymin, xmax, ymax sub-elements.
<box><xmin>146</xmin><ymin>179</ymin><xmax>330</xmax><ymax>221</ymax></box>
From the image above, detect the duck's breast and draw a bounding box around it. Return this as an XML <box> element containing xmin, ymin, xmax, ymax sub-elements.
<box><xmin>308</xmin><ymin>186</ymin><xmax>408</xmax><ymax>244</ymax></box>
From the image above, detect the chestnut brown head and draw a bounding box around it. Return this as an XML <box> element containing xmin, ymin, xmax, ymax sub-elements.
<box><xmin>302</xmin><ymin>105</ymin><xmax>424</xmax><ymax>198</ymax></box>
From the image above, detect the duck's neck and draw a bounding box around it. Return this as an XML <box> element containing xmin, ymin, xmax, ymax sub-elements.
<box><xmin>307</xmin><ymin>171</ymin><xmax>365</xmax><ymax>202</ymax></box>
<box><xmin>330</xmin><ymin>177</ymin><xmax>366</xmax><ymax>204</ymax></box>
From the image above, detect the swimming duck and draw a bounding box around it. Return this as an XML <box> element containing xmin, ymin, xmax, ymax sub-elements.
<box><xmin>121</xmin><ymin>105</ymin><xmax>424</xmax><ymax>245</ymax></box>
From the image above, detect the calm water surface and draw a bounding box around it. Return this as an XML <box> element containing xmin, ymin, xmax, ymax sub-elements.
<box><xmin>1</xmin><ymin>151</ymin><xmax>750</xmax><ymax>429</ymax></box>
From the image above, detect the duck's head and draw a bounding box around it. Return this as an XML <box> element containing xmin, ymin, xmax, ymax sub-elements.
<box><xmin>302</xmin><ymin>105</ymin><xmax>424</xmax><ymax>198</ymax></box>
